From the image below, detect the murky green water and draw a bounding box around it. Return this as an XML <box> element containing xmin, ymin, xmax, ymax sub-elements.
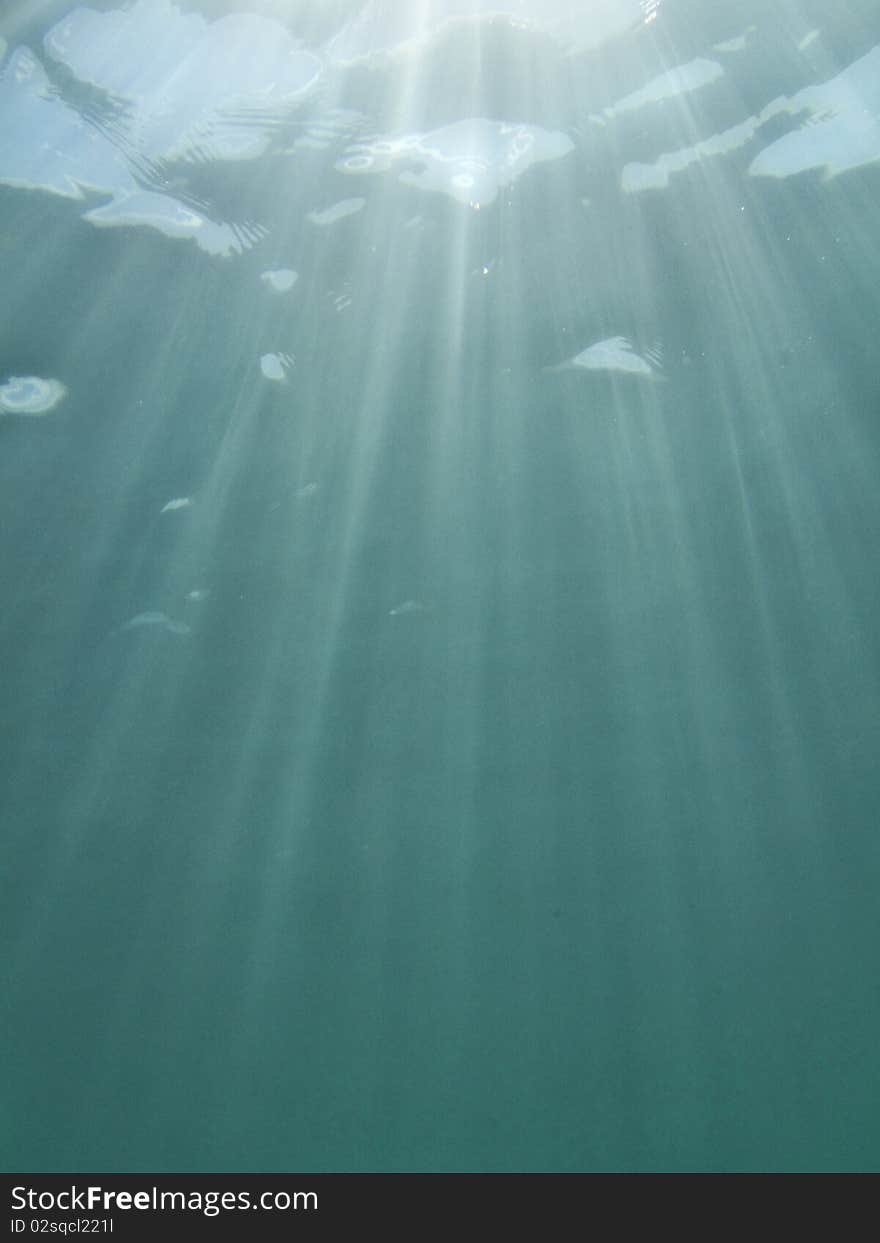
<box><xmin>2</xmin><ymin>0</ymin><xmax>880</xmax><ymax>1171</ymax></box>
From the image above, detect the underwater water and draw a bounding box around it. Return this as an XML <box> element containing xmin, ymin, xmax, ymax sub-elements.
<box><xmin>1</xmin><ymin>0</ymin><xmax>879</xmax><ymax>1172</ymax></box>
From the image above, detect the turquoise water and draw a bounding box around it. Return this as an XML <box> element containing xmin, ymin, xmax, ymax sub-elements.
<box><xmin>2</xmin><ymin>0</ymin><xmax>880</xmax><ymax>1172</ymax></box>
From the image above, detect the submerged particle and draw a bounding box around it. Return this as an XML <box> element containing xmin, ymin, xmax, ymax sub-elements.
<box><xmin>160</xmin><ymin>497</ymin><xmax>193</xmax><ymax>513</ymax></box>
<box><xmin>0</xmin><ymin>375</ymin><xmax>67</xmax><ymax>416</ymax></box>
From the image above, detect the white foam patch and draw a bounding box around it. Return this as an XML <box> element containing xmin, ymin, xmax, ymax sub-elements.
<box><xmin>548</xmin><ymin>337</ymin><xmax>662</xmax><ymax>378</ymax></box>
<box><xmin>621</xmin><ymin>114</ymin><xmax>766</xmax><ymax>192</ymax></box>
<box><xmin>84</xmin><ymin>190</ymin><xmax>240</xmax><ymax>255</ymax></box>
<box><xmin>116</xmin><ymin>611</ymin><xmax>191</xmax><ymax>636</ymax></box>
<box><xmin>0</xmin><ymin>0</ymin><xmax>324</xmax><ymax>254</ymax></box>
<box><xmin>260</xmin><ymin>352</ymin><xmax>294</xmax><ymax>381</ymax></box>
<box><xmin>0</xmin><ymin>375</ymin><xmax>67</xmax><ymax>415</ymax></box>
<box><xmin>324</xmin><ymin>0</ymin><xmax>652</xmax><ymax>66</ymax></box>
<box><xmin>338</xmin><ymin>118</ymin><xmax>573</xmax><ymax>208</ymax></box>
<box><xmin>261</xmin><ymin>268</ymin><xmax>299</xmax><ymax>292</ymax></box>
<box><xmin>598</xmin><ymin>58</ymin><xmax>724</xmax><ymax>121</ymax></box>
<box><xmin>713</xmin><ymin>27</ymin><xmax>756</xmax><ymax>54</ymax></box>
<box><xmin>621</xmin><ymin>45</ymin><xmax>880</xmax><ymax>193</ymax></box>
<box><xmin>43</xmin><ymin>0</ymin><xmax>322</xmax><ymax>163</ymax></box>
<box><xmin>282</xmin><ymin>108</ymin><xmax>365</xmax><ymax>155</ymax></box>
<box><xmin>0</xmin><ymin>46</ymin><xmax>244</xmax><ymax>254</ymax></box>
<box><xmin>389</xmin><ymin>599</ymin><xmax>430</xmax><ymax>616</ymax></box>
<box><xmin>0</xmin><ymin>47</ymin><xmax>136</xmax><ymax>201</ymax></box>
<box><xmin>797</xmin><ymin>30</ymin><xmax>821</xmax><ymax>53</ymax></box>
<box><xmin>307</xmin><ymin>197</ymin><xmax>366</xmax><ymax>226</ymax></box>
<box><xmin>749</xmin><ymin>46</ymin><xmax>880</xmax><ymax>180</ymax></box>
